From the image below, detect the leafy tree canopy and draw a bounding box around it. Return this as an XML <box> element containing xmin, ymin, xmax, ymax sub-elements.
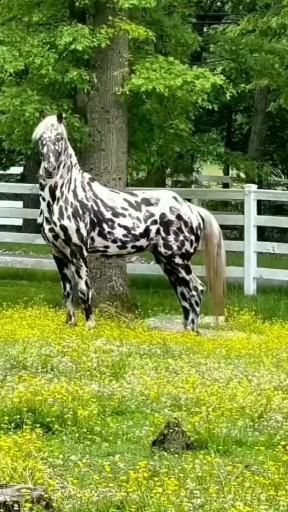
<box><xmin>0</xmin><ymin>0</ymin><xmax>227</xmax><ymax>176</ymax></box>
<box><xmin>2</xmin><ymin>0</ymin><xmax>288</xmax><ymax>183</ymax></box>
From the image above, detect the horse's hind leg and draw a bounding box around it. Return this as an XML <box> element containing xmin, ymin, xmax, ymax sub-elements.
<box><xmin>184</xmin><ymin>272</ymin><xmax>206</xmax><ymax>332</ymax></box>
<box><xmin>158</xmin><ymin>256</ymin><xmax>205</xmax><ymax>332</ymax></box>
<box><xmin>71</xmin><ymin>257</ymin><xmax>95</xmax><ymax>329</ymax></box>
<box><xmin>53</xmin><ymin>253</ymin><xmax>77</xmax><ymax>326</ymax></box>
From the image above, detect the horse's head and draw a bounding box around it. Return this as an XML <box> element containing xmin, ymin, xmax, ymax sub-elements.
<box><xmin>32</xmin><ymin>112</ymin><xmax>68</xmax><ymax>180</ymax></box>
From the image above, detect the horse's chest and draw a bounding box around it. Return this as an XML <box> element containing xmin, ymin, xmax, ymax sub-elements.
<box><xmin>40</xmin><ymin>195</ymin><xmax>84</xmax><ymax>253</ymax></box>
<box><xmin>39</xmin><ymin>190</ymin><xmax>63</xmax><ymax>246</ymax></box>
<box><xmin>39</xmin><ymin>212</ymin><xmax>60</xmax><ymax>248</ymax></box>
<box><xmin>41</xmin><ymin>222</ymin><xmax>56</xmax><ymax>243</ymax></box>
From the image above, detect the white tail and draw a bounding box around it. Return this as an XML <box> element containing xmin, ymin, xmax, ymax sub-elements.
<box><xmin>196</xmin><ymin>206</ymin><xmax>226</xmax><ymax>318</ymax></box>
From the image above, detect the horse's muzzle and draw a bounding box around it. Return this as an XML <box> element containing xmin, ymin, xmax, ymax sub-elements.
<box><xmin>43</xmin><ymin>167</ymin><xmax>56</xmax><ymax>179</ymax></box>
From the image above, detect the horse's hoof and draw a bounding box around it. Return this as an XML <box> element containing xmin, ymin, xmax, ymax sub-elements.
<box><xmin>86</xmin><ymin>317</ymin><xmax>96</xmax><ymax>330</ymax></box>
<box><xmin>184</xmin><ymin>324</ymin><xmax>199</xmax><ymax>335</ymax></box>
<box><xmin>66</xmin><ymin>315</ymin><xmax>77</xmax><ymax>327</ymax></box>
<box><xmin>68</xmin><ymin>321</ymin><xmax>77</xmax><ymax>327</ymax></box>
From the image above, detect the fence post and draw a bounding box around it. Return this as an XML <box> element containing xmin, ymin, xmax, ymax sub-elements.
<box><xmin>244</xmin><ymin>184</ymin><xmax>257</xmax><ymax>295</ymax></box>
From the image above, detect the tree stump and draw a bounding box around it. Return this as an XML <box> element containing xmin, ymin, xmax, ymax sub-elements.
<box><xmin>151</xmin><ymin>420</ymin><xmax>196</xmax><ymax>453</ymax></box>
<box><xmin>0</xmin><ymin>485</ymin><xmax>53</xmax><ymax>511</ymax></box>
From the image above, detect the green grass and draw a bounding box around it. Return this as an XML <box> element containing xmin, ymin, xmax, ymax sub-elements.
<box><xmin>133</xmin><ymin>275</ymin><xmax>288</xmax><ymax>322</ymax></box>
<box><xmin>0</xmin><ymin>242</ymin><xmax>51</xmax><ymax>256</ymax></box>
<box><xmin>0</xmin><ymin>306</ymin><xmax>288</xmax><ymax>510</ymax></box>
<box><xmin>202</xmin><ymin>162</ymin><xmax>223</xmax><ymax>176</ymax></box>
<box><xmin>0</xmin><ymin>268</ymin><xmax>288</xmax><ymax>322</ymax></box>
<box><xmin>0</xmin><ymin>261</ymin><xmax>288</xmax><ymax>509</ymax></box>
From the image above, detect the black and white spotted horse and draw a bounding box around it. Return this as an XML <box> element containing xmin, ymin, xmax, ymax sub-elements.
<box><xmin>32</xmin><ymin>113</ymin><xmax>226</xmax><ymax>332</ymax></box>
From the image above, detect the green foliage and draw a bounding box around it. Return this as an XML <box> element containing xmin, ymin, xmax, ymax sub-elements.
<box><xmin>127</xmin><ymin>56</ymin><xmax>226</xmax><ymax>99</ymax></box>
<box><xmin>113</xmin><ymin>17</ymin><xmax>155</xmax><ymax>41</ymax></box>
<box><xmin>2</xmin><ymin>0</ymin><xmax>288</xmax><ymax>182</ymax></box>
<box><xmin>135</xmin><ymin>0</ymin><xmax>199</xmax><ymax>62</ymax></box>
<box><xmin>206</xmin><ymin>0</ymin><xmax>288</xmax><ymax>179</ymax></box>
<box><xmin>116</xmin><ymin>0</ymin><xmax>158</xmax><ymax>8</ymax></box>
<box><xmin>127</xmin><ymin>54</ymin><xmax>229</xmax><ymax>181</ymax></box>
<box><xmin>126</xmin><ymin>0</ymin><xmax>234</xmax><ymax>183</ymax></box>
<box><xmin>213</xmin><ymin>6</ymin><xmax>288</xmax><ymax>92</ymax></box>
<box><xmin>0</xmin><ymin>2</ymin><xmax>93</xmax><ymax>160</ymax></box>
<box><xmin>0</xmin><ymin>0</ymin><xmax>157</xmax><ymax>163</ymax></box>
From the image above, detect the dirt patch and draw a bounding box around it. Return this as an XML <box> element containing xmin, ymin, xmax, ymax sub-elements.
<box><xmin>146</xmin><ymin>315</ymin><xmax>245</xmax><ymax>338</ymax></box>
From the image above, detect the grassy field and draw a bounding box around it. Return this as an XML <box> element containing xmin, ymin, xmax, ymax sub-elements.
<box><xmin>1</xmin><ymin>266</ymin><xmax>288</xmax><ymax>510</ymax></box>
<box><xmin>0</xmin><ymin>305</ymin><xmax>288</xmax><ymax>511</ymax></box>
<box><xmin>1</xmin><ymin>268</ymin><xmax>288</xmax><ymax>321</ymax></box>
<box><xmin>202</xmin><ymin>162</ymin><xmax>222</xmax><ymax>176</ymax></box>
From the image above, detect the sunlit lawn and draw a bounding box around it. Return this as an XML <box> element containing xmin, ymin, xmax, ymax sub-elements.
<box><xmin>1</xmin><ymin>265</ymin><xmax>288</xmax><ymax>510</ymax></box>
<box><xmin>0</xmin><ymin>267</ymin><xmax>288</xmax><ymax>321</ymax></box>
<box><xmin>0</xmin><ymin>304</ymin><xmax>288</xmax><ymax>511</ymax></box>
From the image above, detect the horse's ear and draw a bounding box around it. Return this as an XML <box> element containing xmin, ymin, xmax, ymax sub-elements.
<box><xmin>57</xmin><ymin>112</ymin><xmax>64</xmax><ymax>124</ymax></box>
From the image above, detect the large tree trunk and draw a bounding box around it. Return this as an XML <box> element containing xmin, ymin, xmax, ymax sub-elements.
<box><xmin>145</xmin><ymin>167</ymin><xmax>166</xmax><ymax>187</ymax></box>
<box><xmin>248</xmin><ymin>86</ymin><xmax>270</xmax><ymax>165</ymax></box>
<box><xmin>222</xmin><ymin>105</ymin><xmax>233</xmax><ymax>189</ymax></box>
<box><xmin>82</xmin><ymin>6</ymin><xmax>130</xmax><ymax>307</ymax></box>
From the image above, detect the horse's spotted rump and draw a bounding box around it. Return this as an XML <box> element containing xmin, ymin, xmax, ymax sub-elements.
<box><xmin>32</xmin><ymin>114</ymin><xmax>225</xmax><ymax>332</ymax></box>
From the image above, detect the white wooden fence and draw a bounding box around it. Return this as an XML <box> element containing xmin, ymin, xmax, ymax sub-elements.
<box><xmin>0</xmin><ymin>168</ymin><xmax>24</xmax><ymax>227</ymax></box>
<box><xmin>0</xmin><ymin>182</ymin><xmax>287</xmax><ymax>295</ymax></box>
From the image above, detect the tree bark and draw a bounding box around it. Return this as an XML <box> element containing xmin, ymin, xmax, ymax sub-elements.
<box><xmin>222</xmin><ymin>106</ymin><xmax>233</xmax><ymax>189</ymax></box>
<box><xmin>248</xmin><ymin>86</ymin><xmax>270</xmax><ymax>165</ymax></box>
<box><xmin>82</xmin><ymin>6</ymin><xmax>130</xmax><ymax>307</ymax></box>
<box><xmin>145</xmin><ymin>167</ymin><xmax>166</xmax><ymax>187</ymax></box>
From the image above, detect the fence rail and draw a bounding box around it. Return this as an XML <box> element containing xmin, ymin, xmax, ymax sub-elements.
<box><xmin>0</xmin><ymin>182</ymin><xmax>287</xmax><ymax>294</ymax></box>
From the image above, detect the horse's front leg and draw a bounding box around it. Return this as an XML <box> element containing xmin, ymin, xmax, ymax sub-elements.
<box><xmin>52</xmin><ymin>252</ymin><xmax>77</xmax><ymax>326</ymax></box>
<box><xmin>72</xmin><ymin>257</ymin><xmax>95</xmax><ymax>330</ymax></box>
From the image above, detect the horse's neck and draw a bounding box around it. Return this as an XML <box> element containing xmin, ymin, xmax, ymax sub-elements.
<box><xmin>64</xmin><ymin>142</ymin><xmax>81</xmax><ymax>177</ymax></box>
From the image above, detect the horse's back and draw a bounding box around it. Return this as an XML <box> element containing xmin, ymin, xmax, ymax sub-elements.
<box><xmin>83</xmin><ymin>178</ymin><xmax>203</xmax><ymax>257</ymax></box>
